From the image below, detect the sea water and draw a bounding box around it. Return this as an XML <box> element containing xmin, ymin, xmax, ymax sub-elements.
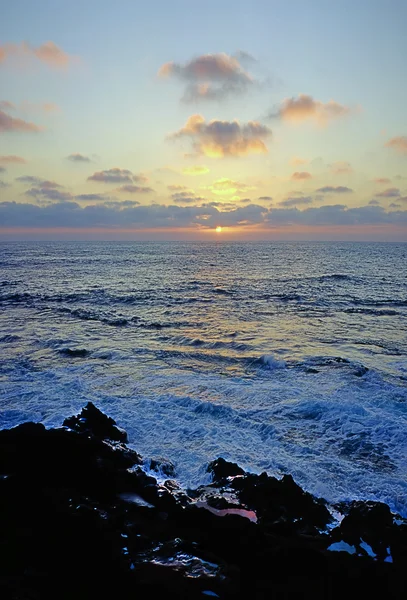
<box><xmin>1</xmin><ymin>241</ymin><xmax>406</xmax><ymax>515</ymax></box>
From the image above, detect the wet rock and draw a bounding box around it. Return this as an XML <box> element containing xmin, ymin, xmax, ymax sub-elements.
<box><xmin>231</xmin><ymin>471</ymin><xmax>332</xmax><ymax>532</ymax></box>
<box><xmin>207</xmin><ymin>457</ymin><xmax>245</xmax><ymax>481</ymax></box>
<box><xmin>63</xmin><ymin>401</ymin><xmax>128</xmax><ymax>442</ymax></box>
<box><xmin>148</xmin><ymin>457</ymin><xmax>177</xmax><ymax>478</ymax></box>
<box><xmin>0</xmin><ymin>406</ymin><xmax>406</xmax><ymax>600</ymax></box>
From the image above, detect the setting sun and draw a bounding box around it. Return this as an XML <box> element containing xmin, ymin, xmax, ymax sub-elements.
<box><xmin>215</xmin><ymin>226</ymin><xmax>222</xmax><ymax>233</ymax></box>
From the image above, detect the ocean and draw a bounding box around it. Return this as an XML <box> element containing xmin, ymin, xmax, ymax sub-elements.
<box><xmin>1</xmin><ymin>241</ymin><xmax>406</xmax><ymax>516</ymax></box>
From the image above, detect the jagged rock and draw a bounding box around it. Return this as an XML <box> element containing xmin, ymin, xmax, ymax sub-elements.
<box><xmin>63</xmin><ymin>401</ymin><xmax>128</xmax><ymax>442</ymax></box>
<box><xmin>207</xmin><ymin>457</ymin><xmax>245</xmax><ymax>481</ymax></box>
<box><xmin>0</xmin><ymin>406</ymin><xmax>406</xmax><ymax>600</ymax></box>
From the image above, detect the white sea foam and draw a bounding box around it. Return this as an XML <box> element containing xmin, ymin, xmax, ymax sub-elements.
<box><xmin>1</xmin><ymin>241</ymin><xmax>406</xmax><ymax>518</ymax></box>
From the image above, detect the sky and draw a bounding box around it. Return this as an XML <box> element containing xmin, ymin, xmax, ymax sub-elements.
<box><xmin>1</xmin><ymin>0</ymin><xmax>407</xmax><ymax>241</ymax></box>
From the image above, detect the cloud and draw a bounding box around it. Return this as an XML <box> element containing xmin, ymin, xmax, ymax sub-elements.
<box><xmin>19</xmin><ymin>101</ymin><xmax>60</xmax><ymax>113</ymax></box>
<box><xmin>258</xmin><ymin>196</ymin><xmax>273</xmax><ymax>201</ymax></box>
<box><xmin>168</xmin><ymin>184</ymin><xmax>188</xmax><ymax>191</ymax></box>
<box><xmin>25</xmin><ymin>187</ymin><xmax>72</xmax><ymax>202</ymax></box>
<box><xmin>374</xmin><ymin>188</ymin><xmax>400</xmax><ymax>198</ymax></box>
<box><xmin>389</xmin><ymin>203</ymin><xmax>401</xmax><ymax>209</ymax></box>
<box><xmin>316</xmin><ymin>186</ymin><xmax>353</xmax><ymax>193</ymax></box>
<box><xmin>0</xmin><ymin>166</ymin><xmax>5</xmax><ymax>173</ymax></box>
<box><xmin>369</xmin><ymin>199</ymin><xmax>380</xmax><ymax>206</ymax></box>
<box><xmin>116</xmin><ymin>185</ymin><xmax>154</xmax><ymax>194</ymax></box>
<box><xmin>182</xmin><ymin>165</ymin><xmax>210</xmax><ymax>176</ymax></box>
<box><xmin>1</xmin><ymin>100</ymin><xmax>60</xmax><ymax>114</ymax></box>
<box><xmin>265</xmin><ymin>204</ymin><xmax>407</xmax><ymax>227</ymax></box>
<box><xmin>0</xmin><ymin>100</ymin><xmax>15</xmax><ymax>111</ymax></box>
<box><xmin>75</xmin><ymin>194</ymin><xmax>106</xmax><ymax>202</ymax></box>
<box><xmin>0</xmin><ymin>180</ymin><xmax>10</xmax><ymax>188</ymax></box>
<box><xmin>279</xmin><ymin>196</ymin><xmax>313</xmax><ymax>207</ymax></box>
<box><xmin>0</xmin><ymin>41</ymin><xmax>73</xmax><ymax>69</ymax></box>
<box><xmin>171</xmin><ymin>191</ymin><xmax>205</xmax><ymax>204</ymax></box>
<box><xmin>133</xmin><ymin>174</ymin><xmax>149</xmax><ymax>183</ymax></box>
<box><xmin>272</xmin><ymin>94</ymin><xmax>352</xmax><ymax>125</ymax></box>
<box><xmin>290</xmin><ymin>157</ymin><xmax>308</xmax><ymax>166</ymax></box>
<box><xmin>16</xmin><ymin>176</ymin><xmax>61</xmax><ymax>187</ymax></box>
<box><xmin>170</xmin><ymin>114</ymin><xmax>272</xmax><ymax>158</ymax></box>
<box><xmin>0</xmin><ymin>201</ymin><xmax>266</xmax><ymax>229</ymax></box>
<box><xmin>104</xmin><ymin>200</ymin><xmax>140</xmax><ymax>208</ymax></box>
<box><xmin>0</xmin><ymin>155</ymin><xmax>27</xmax><ymax>164</ymax></box>
<box><xmin>330</xmin><ymin>161</ymin><xmax>353</xmax><ymax>175</ymax></box>
<box><xmin>88</xmin><ymin>168</ymin><xmax>133</xmax><ymax>184</ymax></box>
<box><xmin>374</xmin><ymin>178</ymin><xmax>391</xmax><ymax>184</ymax></box>
<box><xmin>158</xmin><ymin>52</ymin><xmax>254</xmax><ymax>102</ymax></box>
<box><xmin>385</xmin><ymin>136</ymin><xmax>407</xmax><ymax>155</ymax></box>
<box><xmin>67</xmin><ymin>153</ymin><xmax>91</xmax><ymax>163</ymax></box>
<box><xmin>202</xmin><ymin>201</ymin><xmax>238</xmax><ymax>210</ymax></box>
<box><xmin>0</xmin><ymin>109</ymin><xmax>43</xmax><ymax>133</ymax></box>
<box><xmin>2</xmin><ymin>201</ymin><xmax>407</xmax><ymax>231</ymax></box>
<box><xmin>240</xmin><ymin>198</ymin><xmax>251</xmax><ymax>203</ymax></box>
<box><xmin>204</xmin><ymin>178</ymin><xmax>254</xmax><ymax>196</ymax></box>
<box><xmin>291</xmin><ymin>171</ymin><xmax>312</xmax><ymax>180</ymax></box>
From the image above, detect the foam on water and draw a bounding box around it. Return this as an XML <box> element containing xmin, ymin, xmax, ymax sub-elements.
<box><xmin>1</xmin><ymin>241</ymin><xmax>406</xmax><ymax>516</ymax></box>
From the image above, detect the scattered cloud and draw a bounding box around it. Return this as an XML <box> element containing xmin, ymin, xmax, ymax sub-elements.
<box><xmin>374</xmin><ymin>178</ymin><xmax>391</xmax><ymax>184</ymax></box>
<box><xmin>0</xmin><ymin>109</ymin><xmax>43</xmax><ymax>133</ymax></box>
<box><xmin>67</xmin><ymin>153</ymin><xmax>91</xmax><ymax>163</ymax></box>
<box><xmin>158</xmin><ymin>52</ymin><xmax>254</xmax><ymax>102</ymax></box>
<box><xmin>20</xmin><ymin>101</ymin><xmax>60</xmax><ymax>113</ymax></box>
<box><xmin>116</xmin><ymin>185</ymin><xmax>154</xmax><ymax>194</ymax></box>
<box><xmin>0</xmin><ymin>100</ymin><xmax>15</xmax><ymax>111</ymax></box>
<box><xmin>258</xmin><ymin>196</ymin><xmax>273</xmax><ymax>201</ymax></box>
<box><xmin>374</xmin><ymin>187</ymin><xmax>400</xmax><ymax>198</ymax></box>
<box><xmin>75</xmin><ymin>194</ymin><xmax>106</xmax><ymax>202</ymax></box>
<box><xmin>290</xmin><ymin>157</ymin><xmax>308</xmax><ymax>166</ymax></box>
<box><xmin>25</xmin><ymin>187</ymin><xmax>72</xmax><ymax>202</ymax></box>
<box><xmin>0</xmin><ymin>180</ymin><xmax>10</xmax><ymax>188</ymax></box>
<box><xmin>0</xmin><ymin>155</ymin><xmax>27</xmax><ymax>164</ymax></box>
<box><xmin>205</xmin><ymin>178</ymin><xmax>254</xmax><ymax>196</ymax></box>
<box><xmin>279</xmin><ymin>196</ymin><xmax>313</xmax><ymax>207</ymax></box>
<box><xmin>316</xmin><ymin>186</ymin><xmax>353</xmax><ymax>193</ymax></box>
<box><xmin>0</xmin><ymin>41</ymin><xmax>73</xmax><ymax>69</ymax></box>
<box><xmin>330</xmin><ymin>161</ymin><xmax>353</xmax><ymax>175</ymax></box>
<box><xmin>133</xmin><ymin>174</ymin><xmax>149</xmax><ymax>184</ymax></box>
<box><xmin>168</xmin><ymin>184</ymin><xmax>188</xmax><ymax>191</ymax></box>
<box><xmin>385</xmin><ymin>136</ymin><xmax>407</xmax><ymax>155</ymax></box>
<box><xmin>88</xmin><ymin>168</ymin><xmax>133</xmax><ymax>184</ymax></box>
<box><xmin>170</xmin><ymin>114</ymin><xmax>272</xmax><ymax>158</ymax></box>
<box><xmin>233</xmin><ymin>50</ymin><xmax>257</xmax><ymax>64</ymax></box>
<box><xmin>369</xmin><ymin>199</ymin><xmax>380</xmax><ymax>206</ymax></box>
<box><xmin>1</xmin><ymin>100</ymin><xmax>59</xmax><ymax>113</ymax></box>
<box><xmin>17</xmin><ymin>176</ymin><xmax>61</xmax><ymax>188</ymax></box>
<box><xmin>291</xmin><ymin>171</ymin><xmax>312</xmax><ymax>180</ymax></box>
<box><xmin>171</xmin><ymin>191</ymin><xmax>205</xmax><ymax>203</ymax></box>
<box><xmin>182</xmin><ymin>165</ymin><xmax>210</xmax><ymax>176</ymax></box>
<box><xmin>271</xmin><ymin>94</ymin><xmax>353</xmax><ymax>125</ymax></box>
<box><xmin>389</xmin><ymin>203</ymin><xmax>401</xmax><ymax>209</ymax></box>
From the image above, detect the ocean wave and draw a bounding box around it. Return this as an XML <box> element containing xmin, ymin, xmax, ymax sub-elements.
<box><xmin>0</xmin><ymin>334</ymin><xmax>21</xmax><ymax>343</ymax></box>
<box><xmin>59</xmin><ymin>348</ymin><xmax>90</xmax><ymax>358</ymax></box>
<box><xmin>168</xmin><ymin>335</ymin><xmax>253</xmax><ymax>352</ymax></box>
<box><xmin>344</xmin><ymin>308</ymin><xmax>400</xmax><ymax>316</ymax></box>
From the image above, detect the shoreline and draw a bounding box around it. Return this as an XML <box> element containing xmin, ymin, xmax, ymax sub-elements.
<box><xmin>1</xmin><ymin>402</ymin><xmax>406</xmax><ymax>599</ymax></box>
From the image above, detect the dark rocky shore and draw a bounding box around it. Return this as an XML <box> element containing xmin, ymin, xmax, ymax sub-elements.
<box><xmin>1</xmin><ymin>403</ymin><xmax>406</xmax><ymax>599</ymax></box>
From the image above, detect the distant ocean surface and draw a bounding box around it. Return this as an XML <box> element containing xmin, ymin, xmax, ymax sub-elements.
<box><xmin>1</xmin><ymin>241</ymin><xmax>407</xmax><ymax>516</ymax></box>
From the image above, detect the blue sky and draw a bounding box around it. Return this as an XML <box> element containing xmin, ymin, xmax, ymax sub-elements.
<box><xmin>1</xmin><ymin>0</ymin><xmax>407</xmax><ymax>240</ymax></box>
